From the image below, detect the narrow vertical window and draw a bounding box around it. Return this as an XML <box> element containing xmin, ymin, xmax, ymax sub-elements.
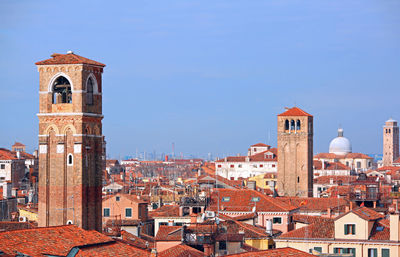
<box><xmin>296</xmin><ymin>120</ymin><xmax>301</xmax><ymax>130</ymax></box>
<box><xmin>86</xmin><ymin>77</ymin><xmax>94</xmax><ymax>105</ymax></box>
<box><xmin>290</xmin><ymin>120</ymin><xmax>295</xmax><ymax>131</ymax></box>
<box><xmin>67</xmin><ymin>154</ymin><xmax>73</xmax><ymax>166</ymax></box>
<box><xmin>285</xmin><ymin>120</ymin><xmax>289</xmax><ymax>130</ymax></box>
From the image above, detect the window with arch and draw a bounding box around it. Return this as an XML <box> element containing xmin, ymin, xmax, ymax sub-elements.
<box><xmin>290</xmin><ymin>120</ymin><xmax>295</xmax><ymax>131</ymax></box>
<box><xmin>86</xmin><ymin>77</ymin><xmax>94</xmax><ymax>105</ymax></box>
<box><xmin>52</xmin><ymin>76</ymin><xmax>72</xmax><ymax>104</ymax></box>
<box><xmin>296</xmin><ymin>120</ymin><xmax>301</xmax><ymax>130</ymax></box>
<box><xmin>67</xmin><ymin>153</ymin><xmax>73</xmax><ymax>166</ymax></box>
<box><xmin>285</xmin><ymin>120</ymin><xmax>289</xmax><ymax>130</ymax></box>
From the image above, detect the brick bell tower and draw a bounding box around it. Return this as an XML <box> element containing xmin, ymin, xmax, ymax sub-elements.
<box><xmin>277</xmin><ymin>107</ymin><xmax>313</xmax><ymax>197</ymax></box>
<box><xmin>36</xmin><ymin>51</ymin><xmax>105</xmax><ymax>231</ymax></box>
<box><xmin>383</xmin><ymin>118</ymin><xmax>399</xmax><ymax>167</ymax></box>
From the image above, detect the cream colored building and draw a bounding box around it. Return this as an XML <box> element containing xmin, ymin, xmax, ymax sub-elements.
<box><xmin>275</xmin><ymin>206</ymin><xmax>399</xmax><ymax>257</ymax></box>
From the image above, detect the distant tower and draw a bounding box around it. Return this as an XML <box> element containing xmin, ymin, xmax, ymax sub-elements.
<box><xmin>36</xmin><ymin>52</ymin><xmax>105</xmax><ymax>231</ymax></box>
<box><xmin>277</xmin><ymin>107</ymin><xmax>313</xmax><ymax>197</ymax></box>
<box><xmin>383</xmin><ymin>118</ymin><xmax>399</xmax><ymax>166</ymax></box>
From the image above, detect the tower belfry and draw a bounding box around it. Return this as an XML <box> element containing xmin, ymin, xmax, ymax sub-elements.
<box><xmin>277</xmin><ymin>107</ymin><xmax>313</xmax><ymax>197</ymax></box>
<box><xmin>36</xmin><ymin>52</ymin><xmax>105</xmax><ymax>231</ymax></box>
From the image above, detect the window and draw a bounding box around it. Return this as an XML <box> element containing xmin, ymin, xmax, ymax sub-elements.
<box><xmin>125</xmin><ymin>208</ymin><xmax>132</xmax><ymax>218</ymax></box>
<box><xmin>357</xmin><ymin>162</ymin><xmax>361</xmax><ymax>168</ymax></box>
<box><xmin>344</xmin><ymin>224</ymin><xmax>355</xmax><ymax>235</ymax></box>
<box><xmin>309</xmin><ymin>247</ymin><xmax>322</xmax><ymax>253</ymax></box>
<box><xmin>238</xmin><ymin>164</ymin><xmax>242</xmax><ymax>168</ymax></box>
<box><xmin>116</xmin><ymin>196</ymin><xmax>120</xmax><ymax>201</ymax></box>
<box><xmin>290</xmin><ymin>120</ymin><xmax>295</xmax><ymax>130</ymax></box>
<box><xmin>297</xmin><ymin>176</ymin><xmax>300</xmax><ymax>183</ymax></box>
<box><xmin>52</xmin><ymin>76</ymin><xmax>72</xmax><ymax>104</ymax></box>
<box><xmin>103</xmin><ymin>208</ymin><xmax>110</xmax><ymax>217</ymax></box>
<box><xmin>296</xmin><ymin>120</ymin><xmax>301</xmax><ymax>130</ymax></box>
<box><xmin>222</xmin><ymin>197</ymin><xmax>231</xmax><ymax>202</ymax></box>
<box><xmin>67</xmin><ymin>154</ymin><xmax>73</xmax><ymax>166</ymax></box>
<box><xmin>0</xmin><ymin>164</ymin><xmax>4</xmax><ymax>169</ymax></box>
<box><xmin>368</xmin><ymin>248</ymin><xmax>377</xmax><ymax>257</ymax></box>
<box><xmin>217</xmin><ymin>165</ymin><xmax>222</xmax><ymax>168</ymax></box>
<box><xmin>230</xmin><ymin>164</ymin><xmax>234</xmax><ymax>168</ymax></box>
<box><xmin>285</xmin><ymin>120</ymin><xmax>289</xmax><ymax>130</ymax></box>
<box><xmin>86</xmin><ymin>77</ymin><xmax>94</xmax><ymax>105</ymax></box>
<box><xmin>219</xmin><ymin>241</ymin><xmax>227</xmax><ymax>250</ymax></box>
<box><xmin>259</xmin><ymin>164</ymin><xmax>263</xmax><ymax>168</ymax></box>
<box><xmin>273</xmin><ymin>217</ymin><xmax>282</xmax><ymax>224</ymax></box>
<box><xmin>272</xmin><ymin>164</ymin><xmax>276</xmax><ymax>168</ymax></box>
<box><xmin>382</xmin><ymin>249</ymin><xmax>390</xmax><ymax>257</ymax></box>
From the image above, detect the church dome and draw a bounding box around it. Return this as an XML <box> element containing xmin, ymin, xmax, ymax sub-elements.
<box><xmin>329</xmin><ymin>128</ymin><xmax>352</xmax><ymax>155</ymax></box>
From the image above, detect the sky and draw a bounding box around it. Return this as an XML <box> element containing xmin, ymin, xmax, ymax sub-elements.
<box><xmin>0</xmin><ymin>0</ymin><xmax>399</xmax><ymax>159</ymax></box>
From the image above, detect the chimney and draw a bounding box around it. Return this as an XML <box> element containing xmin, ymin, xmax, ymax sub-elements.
<box><xmin>266</xmin><ymin>219</ymin><xmax>273</xmax><ymax>236</ymax></box>
<box><xmin>150</xmin><ymin>248</ymin><xmax>157</xmax><ymax>257</ymax></box>
<box><xmin>190</xmin><ymin>213</ymin><xmax>197</xmax><ymax>224</ymax></box>
<box><xmin>248</xmin><ymin>181</ymin><xmax>256</xmax><ymax>190</ymax></box>
<box><xmin>3</xmin><ymin>182</ymin><xmax>12</xmax><ymax>199</ymax></box>
<box><xmin>327</xmin><ymin>207</ymin><xmax>332</xmax><ymax>218</ymax></box>
<box><xmin>390</xmin><ymin>213</ymin><xmax>400</xmax><ymax>241</ymax></box>
<box><xmin>179</xmin><ymin>206</ymin><xmax>183</xmax><ymax>217</ymax></box>
<box><xmin>350</xmin><ymin>201</ymin><xmax>354</xmax><ymax>210</ymax></box>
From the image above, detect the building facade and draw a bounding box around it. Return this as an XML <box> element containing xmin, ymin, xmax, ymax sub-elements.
<box><xmin>277</xmin><ymin>107</ymin><xmax>313</xmax><ymax>197</ymax></box>
<box><xmin>36</xmin><ymin>52</ymin><xmax>105</xmax><ymax>231</ymax></box>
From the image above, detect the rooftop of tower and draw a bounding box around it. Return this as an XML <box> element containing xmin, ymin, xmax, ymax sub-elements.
<box><xmin>278</xmin><ymin>107</ymin><xmax>312</xmax><ymax>117</ymax></box>
<box><xmin>35</xmin><ymin>51</ymin><xmax>106</xmax><ymax>67</ymax></box>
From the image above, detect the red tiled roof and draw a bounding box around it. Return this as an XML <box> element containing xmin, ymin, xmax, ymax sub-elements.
<box><xmin>208</xmin><ymin>189</ymin><xmax>297</xmax><ymax>213</ymax></box>
<box><xmin>251</xmin><ymin>143</ymin><xmax>270</xmax><ymax>147</ymax></box>
<box><xmin>76</xmin><ymin>240</ymin><xmax>149</xmax><ymax>256</ymax></box>
<box><xmin>394</xmin><ymin>157</ymin><xmax>400</xmax><ymax>164</ymax></box>
<box><xmin>279</xmin><ymin>197</ymin><xmax>349</xmax><ymax>212</ymax></box>
<box><xmin>279</xmin><ymin>219</ymin><xmax>334</xmax><ymax>239</ymax></box>
<box><xmin>158</xmin><ymin>244</ymin><xmax>204</xmax><ymax>257</ymax></box>
<box><xmin>0</xmin><ymin>221</ymin><xmax>35</xmax><ymax>232</ymax></box>
<box><xmin>215</xmin><ymin>148</ymin><xmax>277</xmax><ymax>163</ymax></box>
<box><xmin>149</xmin><ymin>205</ymin><xmax>180</xmax><ymax>218</ymax></box>
<box><xmin>313</xmin><ymin>160</ymin><xmax>350</xmax><ymax>170</ymax></box>
<box><xmin>292</xmin><ymin>214</ymin><xmax>332</xmax><ymax>225</ymax></box>
<box><xmin>121</xmin><ymin>230</ymin><xmax>154</xmax><ymax>250</ymax></box>
<box><xmin>313</xmin><ymin>175</ymin><xmax>357</xmax><ymax>185</ymax></box>
<box><xmin>314</xmin><ymin>153</ymin><xmax>372</xmax><ymax>159</ymax></box>
<box><xmin>0</xmin><ymin>225</ymin><xmax>117</xmax><ymax>256</ymax></box>
<box><xmin>346</xmin><ymin>206</ymin><xmax>384</xmax><ymax>221</ymax></box>
<box><xmin>369</xmin><ymin>220</ymin><xmax>390</xmax><ymax>241</ymax></box>
<box><xmin>35</xmin><ymin>53</ymin><xmax>106</xmax><ymax>67</ymax></box>
<box><xmin>155</xmin><ymin>225</ymin><xmax>182</xmax><ymax>241</ymax></box>
<box><xmin>226</xmin><ymin>247</ymin><xmax>316</xmax><ymax>256</ymax></box>
<box><xmin>12</xmin><ymin>142</ymin><xmax>25</xmax><ymax>147</ymax></box>
<box><xmin>278</xmin><ymin>107</ymin><xmax>312</xmax><ymax>117</ymax></box>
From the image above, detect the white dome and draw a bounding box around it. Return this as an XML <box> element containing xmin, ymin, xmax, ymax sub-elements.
<box><xmin>329</xmin><ymin>128</ymin><xmax>352</xmax><ymax>155</ymax></box>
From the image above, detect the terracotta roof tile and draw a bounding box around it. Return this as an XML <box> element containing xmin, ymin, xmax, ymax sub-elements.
<box><xmin>278</xmin><ymin>107</ymin><xmax>312</xmax><ymax>117</ymax></box>
<box><xmin>76</xmin><ymin>240</ymin><xmax>149</xmax><ymax>256</ymax></box>
<box><xmin>226</xmin><ymin>247</ymin><xmax>316</xmax><ymax>256</ymax></box>
<box><xmin>35</xmin><ymin>53</ymin><xmax>105</xmax><ymax>67</ymax></box>
<box><xmin>313</xmin><ymin>175</ymin><xmax>357</xmax><ymax>185</ymax></box>
<box><xmin>155</xmin><ymin>225</ymin><xmax>182</xmax><ymax>241</ymax></box>
<box><xmin>279</xmin><ymin>197</ymin><xmax>349</xmax><ymax>212</ymax></box>
<box><xmin>279</xmin><ymin>219</ymin><xmax>334</xmax><ymax>239</ymax></box>
<box><xmin>158</xmin><ymin>244</ymin><xmax>204</xmax><ymax>257</ymax></box>
<box><xmin>208</xmin><ymin>189</ymin><xmax>297</xmax><ymax>213</ymax></box>
<box><xmin>314</xmin><ymin>153</ymin><xmax>372</xmax><ymax>159</ymax></box>
<box><xmin>251</xmin><ymin>143</ymin><xmax>270</xmax><ymax>147</ymax></box>
<box><xmin>347</xmin><ymin>206</ymin><xmax>384</xmax><ymax>221</ymax></box>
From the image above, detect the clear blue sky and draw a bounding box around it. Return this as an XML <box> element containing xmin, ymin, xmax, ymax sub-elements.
<box><xmin>0</xmin><ymin>0</ymin><xmax>399</xmax><ymax>159</ymax></box>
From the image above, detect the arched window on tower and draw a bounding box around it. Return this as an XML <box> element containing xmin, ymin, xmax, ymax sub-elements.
<box><xmin>52</xmin><ymin>76</ymin><xmax>72</xmax><ymax>104</ymax></box>
<box><xmin>67</xmin><ymin>153</ymin><xmax>73</xmax><ymax>166</ymax></box>
<box><xmin>285</xmin><ymin>120</ymin><xmax>289</xmax><ymax>130</ymax></box>
<box><xmin>290</xmin><ymin>120</ymin><xmax>295</xmax><ymax>131</ymax></box>
<box><xmin>296</xmin><ymin>120</ymin><xmax>301</xmax><ymax>130</ymax></box>
<box><xmin>86</xmin><ymin>77</ymin><xmax>94</xmax><ymax>105</ymax></box>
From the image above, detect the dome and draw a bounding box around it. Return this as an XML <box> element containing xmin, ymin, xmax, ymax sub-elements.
<box><xmin>329</xmin><ymin>128</ymin><xmax>352</xmax><ymax>155</ymax></box>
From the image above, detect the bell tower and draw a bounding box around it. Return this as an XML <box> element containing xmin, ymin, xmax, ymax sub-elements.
<box><xmin>383</xmin><ymin>118</ymin><xmax>399</xmax><ymax>166</ymax></box>
<box><xmin>277</xmin><ymin>107</ymin><xmax>313</xmax><ymax>197</ymax></box>
<box><xmin>36</xmin><ymin>51</ymin><xmax>105</xmax><ymax>231</ymax></box>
